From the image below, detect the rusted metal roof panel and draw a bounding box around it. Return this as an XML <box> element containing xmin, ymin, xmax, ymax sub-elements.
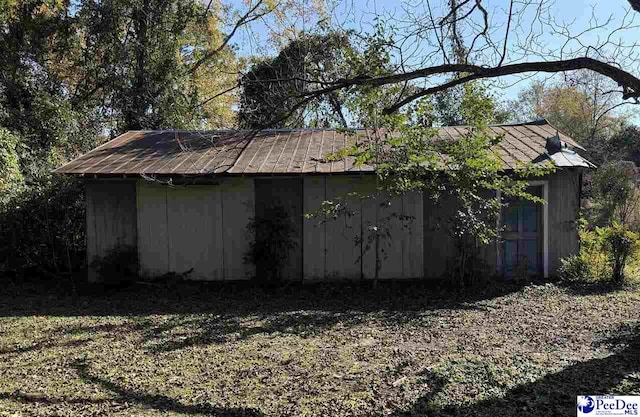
<box><xmin>54</xmin><ymin>121</ymin><xmax>593</xmax><ymax>176</ymax></box>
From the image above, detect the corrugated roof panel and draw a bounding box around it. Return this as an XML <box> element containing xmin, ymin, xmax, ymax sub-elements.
<box><xmin>316</xmin><ymin>130</ymin><xmax>334</xmax><ymax>173</ymax></box>
<box><xmin>274</xmin><ymin>131</ymin><xmax>302</xmax><ymax>173</ymax></box>
<box><xmin>301</xmin><ymin>130</ymin><xmax>325</xmax><ymax>173</ymax></box>
<box><xmin>249</xmin><ymin>131</ymin><xmax>281</xmax><ymax>173</ymax></box>
<box><xmin>289</xmin><ymin>130</ymin><xmax>312</xmax><ymax>173</ymax></box>
<box><xmin>169</xmin><ymin>132</ymin><xmax>233</xmax><ymax>174</ymax></box>
<box><xmin>54</xmin><ymin>121</ymin><xmax>592</xmax><ymax>176</ymax></box>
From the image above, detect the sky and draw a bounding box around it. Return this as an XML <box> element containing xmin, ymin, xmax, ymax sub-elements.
<box><xmin>228</xmin><ymin>0</ymin><xmax>640</xmax><ymax>111</ymax></box>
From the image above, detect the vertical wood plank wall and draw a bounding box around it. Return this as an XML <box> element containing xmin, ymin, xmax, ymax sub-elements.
<box><xmin>422</xmin><ymin>169</ymin><xmax>581</xmax><ymax>278</ymax></box>
<box><xmin>136</xmin><ymin>182</ymin><xmax>170</xmax><ymax>276</ymax></box>
<box><xmin>85</xmin><ymin>180</ymin><xmax>137</xmax><ymax>282</ymax></box>
<box><xmin>324</xmin><ymin>176</ymin><xmax>364</xmax><ymax>280</ymax></box>
<box><xmin>136</xmin><ymin>178</ymin><xmax>254</xmax><ymax>280</ymax></box>
<box><xmin>302</xmin><ymin>177</ymin><xmax>326</xmax><ymax>280</ymax></box>
<box><xmin>89</xmin><ymin>171</ymin><xmax>579</xmax><ymax>281</ymax></box>
<box><xmin>304</xmin><ymin>175</ymin><xmax>424</xmax><ymax>281</ymax></box>
<box><xmin>547</xmin><ymin>169</ymin><xmax>581</xmax><ymax>275</ymax></box>
<box><xmin>255</xmin><ymin>178</ymin><xmax>303</xmax><ymax>280</ymax></box>
<box><xmin>167</xmin><ymin>186</ymin><xmax>224</xmax><ymax>280</ymax></box>
<box><xmin>221</xmin><ymin>178</ymin><xmax>255</xmax><ymax>280</ymax></box>
<box><xmin>422</xmin><ymin>194</ymin><xmax>456</xmax><ymax>278</ymax></box>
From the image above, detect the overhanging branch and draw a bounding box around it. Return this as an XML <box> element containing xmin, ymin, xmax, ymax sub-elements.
<box><xmin>283</xmin><ymin>57</ymin><xmax>640</xmax><ymax>113</ymax></box>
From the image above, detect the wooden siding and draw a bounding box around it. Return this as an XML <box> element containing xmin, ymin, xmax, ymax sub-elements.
<box><xmin>302</xmin><ymin>176</ymin><xmax>327</xmax><ymax>280</ymax></box>
<box><xmin>402</xmin><ymin>191</ymin><xmax>425</xmax><ymax>278</ymax></box>
<box><xmin>325</xmin><ymin>176</ymin><xmax>363</xmax><ymax>280</ymax></box>
<box><xmin>136</xmin><ymin>181</ymin><xmax>170</xmax><ymax>277</ymax></box>
<box><xmin>423</xmin><ymin>194</ymin><xmax>456</xmax><ymax>278</ymax></box>
<box><xmin>167</xmin><ymin>186</ymin><xmax>224</xmax><ymax>280</ymax></box>
<box><xmin>221</xmin><ymin>178</ymin><xmax>255</xmax><ymax>280</ymax></box>
<box><xmin>303</xmin><ymin>175</ymin><xmax>424</xmax><ymax>281</ymax></box>
<box><xmin>136</xmin><ymin>178</ymin><xmax>254</xmax><ymax>280</ymax></box>
<box><xmin>423</xmin><ymin>171</ymin><xmax>580</xmax><ymax>279</ymax></box>
<box><xmin>548</xmin><ymin>169</ymin><xmax>581</xmax><ymax>275</ymax></box>
<box><xmin>89</xmin><ymin>172</ymin><xmax>579</xmax><ymax>282</ymax></box>
<box><xmin>85</xmin><ymin>181</ymin><xmax>137</xmax><ymax>282</ymax></box>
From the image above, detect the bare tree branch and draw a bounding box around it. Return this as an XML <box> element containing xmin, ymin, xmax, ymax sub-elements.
<box><xmin>187</xmin><ymin>0</ymin><xmax>269</xmax><ymax>76</ymax></box>
<box><xmin>282</xmin><ymin>57</ymin><xmax>640</xmax><ymax>114</ymax></box>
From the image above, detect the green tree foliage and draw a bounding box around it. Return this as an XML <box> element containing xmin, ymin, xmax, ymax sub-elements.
<box><xmin>74</xmin><ymin>0</ymin><xmax>239</xmax><ymax>131</ymax></box>
<box><xmin>591</xmin><ymin>161</ymin><xmax>639</xmax><ymax>227</ymax></box>
<box><xmin>606</xmin><ymin>125</ymin><xmax>640</xmax><ymax>166</ymax></box>
<box><xmin>0</xmin><ymin>128</ymin><xmax>24</xmax><ymax>200</ymax></box>
<box><xmin>0</xmin><ymin>1</ymin><xmax>101</xmax><ymax>278</ymax></box>
<box><xmin>320</xmin><ymin>79</ymin><xmax>553</xmax><ymax>285</ymax></box>
<box><xmin>239</xmin><ymin>25</ymin><xmax>411</xmax><ymax>129</ymax></box>
<box><xmin>0</xmin><ymin>0</ymin><xmax>246</xmax><ymax>279</ymax></box>
<box><xmin>429</xmin><ymin>82</ymin><xmax>512</xmax><ymax>126</ymax></box>
<box><xmin>239</xmin><ymin>31</ymin><xmax>355</xmax><ymax>128</ymax></box>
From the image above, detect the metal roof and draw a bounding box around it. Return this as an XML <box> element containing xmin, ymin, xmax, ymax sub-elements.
<box><xmin>54</xmin><ymin>121</ymin><xmax>594</xmax><ymax>176</ymax></box>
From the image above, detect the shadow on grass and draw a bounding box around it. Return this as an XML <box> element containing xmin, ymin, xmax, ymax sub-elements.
<box><xmin>0</xmin><ymin>278</ymin><xmax>556</xmax><ymax>353</ymax></box>
<box><xmin>0</xmin><ymin>278</ymin><xmax>534</xmax><ymax>318</ymax></box>
<box><xmin>0</xmin><ymin>338</ymin><xmax>90</xmax><ymax>355</ymax></box>
<box><xmin>391</xmin><ymin>323</ymin><xmax>640</xmax><ymax>417</ymax></box>
<box><xmin>0</xmin><ymin>358</ymin><xmax>264</xmax><ymax>416</ymax></box>
<box><xmin>0</xmin><ymin>279</ymin><xmax>530</xmax><ymax>352</ymax></box>
<box><xmin>558</xmin><ymin>278</ymin><xmax>637</xmax><ymax>296</ymax></box>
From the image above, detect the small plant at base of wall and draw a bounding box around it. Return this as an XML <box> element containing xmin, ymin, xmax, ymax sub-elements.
<box><xmin>244</xmin><ymin>204</ymin><xmax>297</xmax><ymax>283</ymax></box>
<box><xmin>90</xmin><ymin>245</ymin><xmax>138</xmax><ymax>286</ymax></box>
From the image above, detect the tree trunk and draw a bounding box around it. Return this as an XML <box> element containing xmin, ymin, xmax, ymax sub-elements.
<box><xmin>127</xmin><ymin>0</ymin><xmax>150</xmax><ymax>130</ymax></box>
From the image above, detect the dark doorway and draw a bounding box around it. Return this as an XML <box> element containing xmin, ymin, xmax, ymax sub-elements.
<box><xmin>254</xmin><ymin>178</ymin><xmax>303</xmax><ymax>281</ymax></box>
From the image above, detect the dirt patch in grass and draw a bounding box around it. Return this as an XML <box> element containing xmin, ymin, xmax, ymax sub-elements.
<box><xmin>0</xmin><ymin>281</ymin><xmax>638</xmax><ymax>416</ymax></box>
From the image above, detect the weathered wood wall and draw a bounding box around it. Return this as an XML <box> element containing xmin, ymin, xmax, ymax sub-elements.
<box><xmin>303</xmin><ymin>175</ymin><xmax>424</xmax><ymax>281</ymax></box>
<box><xmin>422</xmin><ymin>169</ymin><xmax>581</xmax><ymax>278</ymax></box>
<box><xmin>422</xmin><ymin>194</ymin><xmax>456</xmax><ymax>279</ymax></box>
<box><xmin>85</xmin><ymin>180</ymin><xmax>137</xmax><ymax>282</ymax></box>
<box><xmin>136</xmin><ymin>178</ymin><xmax>254</xmax><ymax>280</ymax></box>
<box><xmin>255</xmin><ymin>178</ymin><xmax>303</xmax><ymax>280</ymax></box>
<box><xmin>547</xmin><ymin>169</ymin><xmax>581</xmax><ymax>275</ymax></box>
<box><xmin>87</xmin><ymin>170</ymin><xmax>579</xmax><ymax>282</ymax></box>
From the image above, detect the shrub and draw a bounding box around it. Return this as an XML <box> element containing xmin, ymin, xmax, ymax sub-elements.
<box><xmin>591</xmin><ymin>161</ymin><xmax>640</xmax><ymax>228</ymax></box>
<box><xmin>600</xmin><ymin>222</ymin><xmax>639</xmax><ymax>283</ymax></box>
<box><xmin>244</xmin><ymin>204</ymin><xmax>297</xmax><ymax>282</ymax></box>
<box><xmin>90</xmin><ymin>245</ymin><xmax>138</xmax><ymax>284</ymax></box>
<box><xmin>0</xmin><ymin>176</ymin><xmax>86</xmax><ymax>280</ymax></box>
<box><xmin>558</xmin><ymin>255</ymin><xmax>590</xmax><ymax>282</ymax></box>
<box><xmin>560</xmin><ymin>221</ymin><xmax>639</xmax><ymax>283</ymax></box>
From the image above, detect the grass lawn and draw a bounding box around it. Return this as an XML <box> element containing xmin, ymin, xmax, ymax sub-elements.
<box><xmin>0</xmin><ymin>280</ymin><xmax>639</xmax><ymax>416</ymax></box>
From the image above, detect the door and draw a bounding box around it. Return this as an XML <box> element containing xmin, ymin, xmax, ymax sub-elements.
<box><xmin>254</xmin><ymin>178</ymin><xmax>303</xmax><ymax>280</ymax></box>
<box><xmin>502</xmin><ymin>186</ymin><xmax>543</xmax><ymax>277</ymax></box>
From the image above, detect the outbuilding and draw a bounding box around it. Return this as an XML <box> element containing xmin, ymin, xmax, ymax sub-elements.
<box><xmin>55</xmin><ymin>120</ymin><xmax>594</xmax><ymax>282</ymax></box>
